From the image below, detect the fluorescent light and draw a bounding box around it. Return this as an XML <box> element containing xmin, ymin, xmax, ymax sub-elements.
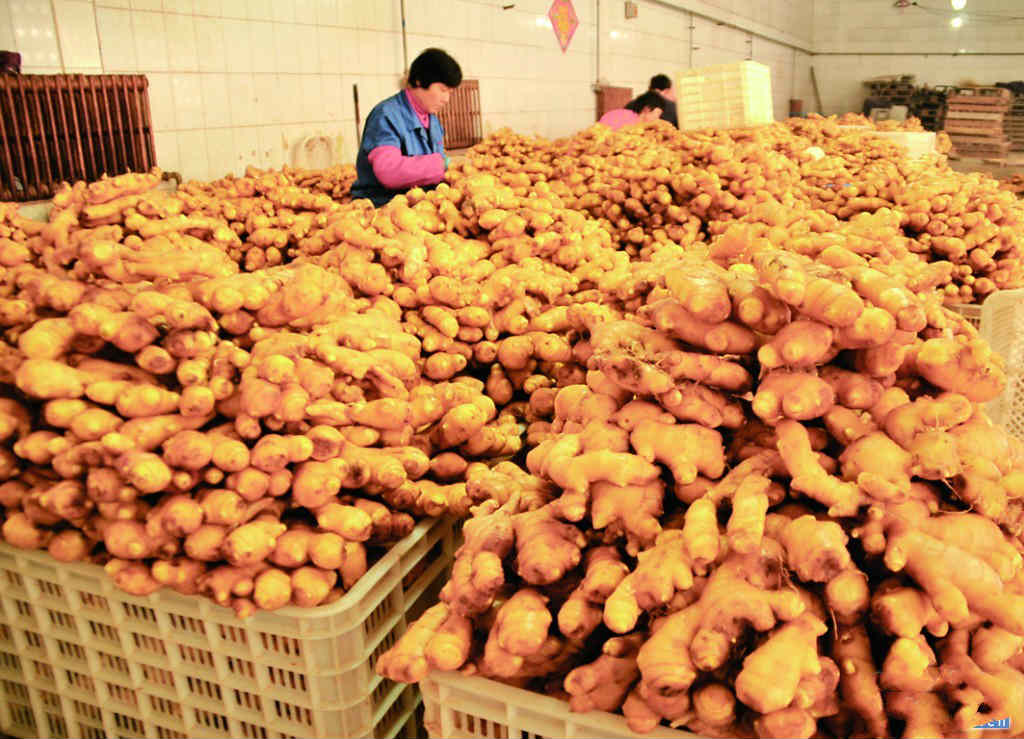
<box><xmin>951</xmin><ymin>0</ymin><xmax>966</xmax><ymax>9</ymax></box>
<box><xmin>951</xmin><ymin>15</ymin><xmax>964</xmax><ymax>27</ymax></box>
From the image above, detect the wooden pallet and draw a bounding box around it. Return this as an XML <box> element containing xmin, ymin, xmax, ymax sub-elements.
<box><xmin>948</xmin><ymin>86</ymin><xmax>1012</xmax><ymax>102</ymax></box>
<box><xmin>946</xmin><ymin>110</ymin><xmax>1005</xmax><ymax>121</ymax></box>
<box><xmin>945</xmin><ymin>125</ymin><xmax>1006</xmax><ymax>136</ymax></box>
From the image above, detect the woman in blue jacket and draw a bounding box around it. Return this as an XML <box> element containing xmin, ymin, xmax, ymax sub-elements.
<box><xmin>350</xmin><ymin>48</ymin><xmax>463</xmax><ymax>206</ymax></box>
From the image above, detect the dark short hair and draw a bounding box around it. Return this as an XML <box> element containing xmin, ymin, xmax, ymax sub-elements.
<box><xmin>625</xmin><ymin>91</ymin><xmax>667</xmax><ymax>114</ymax></box>
<box><xmin>649</xmin><ymin>74</ymin><xmax>672</xmax><ymax>91</ymax></box>
<box><xmin>409</xmin><ymin>48</ymin><xmax>462</xmax><ymax>89</ymax></box>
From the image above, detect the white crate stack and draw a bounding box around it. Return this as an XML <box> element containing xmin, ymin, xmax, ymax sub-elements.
<box><xmin>949</xmin><ymin>289</ymin><xmax>1024</xmax><ymax>440</ymax></box>
<box><xmin>0</xmin><ymin>516</ymin><xmax>457</xmax><ymax>739</ymax></box>
<box><xmin>675</xmin><ymin>61</ymin><xmax>774</xmax><ymax>132</ymax></box>
<box><xmin>422</xmin><ymin>671</ymin><xmax>699</xmax><ymax>739</ymax></box>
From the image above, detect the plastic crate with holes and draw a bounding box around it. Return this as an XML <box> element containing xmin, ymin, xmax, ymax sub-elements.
<box><xmin>950</xmin><ymin>288</ymin><xmax>1024</xmax><ymax>439</ymax></box>
<box><xmin>675</xmin><ymin>61</ymin><xmax>773</xmax><ymax>132</ymax></box>
<box><xmin>421</xmin><ymin>671</ymin><xmax>700</xmax><ymax>738</ymax></box>
<box><xmin>0</xmin><ymin>515</ymin><xmax>455</xmax><ymax>739</ymax></box>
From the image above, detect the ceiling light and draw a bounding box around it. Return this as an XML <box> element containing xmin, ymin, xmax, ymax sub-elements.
<box><xmin>950</xmin><ymin>15</ymin><xmax>964</xmax><ymax>27</ymax></box>
<box><xmin>951</xmin><ymin>0</ymin><xmax>966</xmax><ymax>9</ymax></box>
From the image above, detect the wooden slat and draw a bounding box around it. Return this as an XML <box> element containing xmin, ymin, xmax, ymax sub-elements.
<box><xmin>0</xmin><ymin>78</ymin><xmax>15</xmax><ymax>200</ymax></box>
<box><xmin>439</xmin><ymin>79</ymin><xmax>482</xmax><ymax>149</ymax></box>
<box><xmin>28</xmin><ymin>77</ymin><xmax>55</xmax><ymax>195</ymax></box>
<box><xmin>0</xmin><ymin>73</ymin><xmax>155</xmax><ymax>201</ymax></box>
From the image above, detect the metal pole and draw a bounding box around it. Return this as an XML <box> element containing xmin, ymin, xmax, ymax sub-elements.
<box><xmin>400</xmin><ymin>0</ymin><xmax>409</xmax><ymax>73</ymax></box>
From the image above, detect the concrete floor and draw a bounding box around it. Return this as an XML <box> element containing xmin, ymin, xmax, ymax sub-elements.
<box><xmin>948</xmin><ymin>152</ymin><xmax>1024</xmax><ymax>179</ymax></box>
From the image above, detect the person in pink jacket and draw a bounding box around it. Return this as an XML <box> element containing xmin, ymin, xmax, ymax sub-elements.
<box><xmin>598</xmin><ymin>91</ymin><xmax>667</xmax><ymax>131</ymax></box>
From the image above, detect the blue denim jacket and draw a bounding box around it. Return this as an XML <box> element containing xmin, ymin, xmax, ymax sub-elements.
<box><xmin>350</xmin><ymin>91</ymin><xmax>446</xmax><ymax>206</ymax></box>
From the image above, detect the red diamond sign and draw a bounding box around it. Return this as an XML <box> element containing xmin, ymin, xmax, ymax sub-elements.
<box><xmin>548</xmin><ymin>0</ymin><xmax>578</xmax><ymax>53</ymax></box>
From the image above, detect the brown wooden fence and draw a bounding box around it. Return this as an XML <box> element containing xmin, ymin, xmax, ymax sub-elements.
<box><xmin>0</xmin><ymin>74</ymin><xmax>155</xmax><ymax>201</ymax></box>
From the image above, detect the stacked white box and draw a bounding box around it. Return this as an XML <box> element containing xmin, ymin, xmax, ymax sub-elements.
<box><xmin>675</xmin><ymin>61</ymin><xmax>773</xmax><ymax>131</ymax></box>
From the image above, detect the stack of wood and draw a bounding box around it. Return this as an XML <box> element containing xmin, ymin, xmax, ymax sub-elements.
<box><xmin>910</xmin><ymin>84</ymin><xmax>951</xmax><ymax>131</ymax></box>
<box><xmin>863</xmin><ymin>74</ymin><xmax>916</xmax><ymax>108</ymax></box>
<box><xmin>1007</xmin><ymin>93</ymin><xmax>1024</xmax><ymax>152</ymax></box>
<box><xmin>944</xmin><ymin>86</ymin><xmax>1012</xmax><ymax>160</ymax></box>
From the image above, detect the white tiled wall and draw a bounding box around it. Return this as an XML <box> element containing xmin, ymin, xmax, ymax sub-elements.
<box><xmin>813</xmin><ymin>0</ymin><xmax>1024</xmax><ymax>114</ymax></box>
<box><xmin>1</xmin><ymin>0</ymin><xmax>816</xmax><ymax>180</ymax></box>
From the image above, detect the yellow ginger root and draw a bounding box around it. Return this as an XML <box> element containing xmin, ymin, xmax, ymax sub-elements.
<box><xmin>604</xmin><ymin>530</ymin><xmax>695</xmax><ymax>634</ymax></box>
<box><xmin>941</xmin><ymin>628</ymin><xmax>1024</xmax><ymax>735</ymax></box>
<box><xmin>869</xmin><ymin>504</ymin><xmax>1024</xmax><ymax>634</ymax></box>
<box><xmin>757</xmin><ymin>320</ymin><xmax>835</xmax><ymax>369</ymax></box>
<box><xmin>768</xmin><ymin>513</ymin><xmax>854</xmax><ymax>584</ymax></box>
<box><xmin>315</xmin><ymin>501</ymin><xmax>373</xmax><ymax>541</ymax></box>
<box><xmin>915</xmin><ymin>336</ymin><xmax>1005</xmax><ymax>403</ymax></box>
<box><xmin>47</xmin><ymin>529</ymin><xmax>90</xmax><ymax>562</ymax></box>
<box><xmin>558</xmin><ymin>546</ymin><xmax>629</xmax><ymax>640</ymax></box>
<box><xmin>820</xmin><ymin>366</ymin><xmax>885</xmax><ymax>410</ymax></box>
<box><xmin>753</xmin><ymin>251</ymin><xmax>864</xmax><ymax>328</ymax></box>
<box><xmin>636</xmin><ymin>543</ymin><xmax>806</xmax><ymax>721</ymax></box>
<box><xmin>886</xmin><ymin>691</ymin><xmax>951</xmax><ymax>739</ymax></box>
<box><xmin>512</xmin><ymin>505</ymin><xmax>585</xmax><ymax>585</ymax></box>
<box><xmin>376</xmin><ymin>602</ymin><xmax>473</xmax><ymax>681</ymax></box>
<box><xmin>880</xmin><ymin>635</ymin><xmax>940</xmax><ymax>693</ymax></box>
<box><xmin>151</xmin><ymin>557</ymin><xmax>205</xmax><ymax>595</ymax></box>
<box><xmin>480</xmin><ymin>589</ymin><xmax>552</xmax><ymax>678</ymax></box>
<box><xmin>752</xmin><ymin>371</ymin><xmax>835</xmax><ymax>424</ymax></box>
<box><xmin>525</xmin><ymin>434</ymin><xmax>660</xmax><ymax>497</ymax></box>
<box><xmin>106</xmin><ymin>559</ymin><xmax>162</xmax><ymax>596</ymax></box>
<box><xmin>223</xmin><ymin>518</ymin><xmax>287</xmax><ymax>566</ymax></box>
<box><xmin>642</xmin><ymin>297</ymin><xmax>757</xmax><ymax>354</ymax></box>
<box><xmin>664</xmin><ymin>265</ymin><xmax>732</xmax><ymax>323</ymax></box>
<box><xmin>883</xmin><ymin>393</ymin><xmax>973</xmax><ymax>480</ymax></box>
<box><xmin>565</xmin><ymin>634</ymin><xmax>645</xmax><ymax>713</ymax></box>
<box><xmin>839</xmin><ymin>431</ymin><xmax>914</xmax><ymax>502</ymax></box>
<box><xmin>2</xmin><ymin>512</ymin><xmax>52</xmax><ymax>549</ymax></box>
<box><xmin>734</xmin><ymin>612</ymin><xmax>829</xmax><ymax>714</ymax></box>
<box><xmin>776</xmin><ymin>420</ymin><xmax>864</xmax><ymax>517</ymax></box>
<box><xmin>466</xmin><ymin>461</ymin><xmax>554</xmax><ymax>511</ymax></box>
<box><xmin>833</xmin><ymin>624</ymin><xmax>888</xmax><ymax>738</ymax></box>
<box><xmin>629</xmin><ymin>420</ymin><xmax>725</xmax><ymax>486</ymax></box>
<box><xmin>253</xmin><ymin>568</ymin><xmax>292</xmax><ymax>611</ymax></box>
<box><xmin>871</xmin><ymin>579</ymin><xmax>950</xmax><ymax>638</ymax></box>
<box><xmin>440</xmin><ymin>503</ymin><xmax>514</xmax><ymax>616</ymax></box>
<box><xmin>290</xmin><ymin>566</ymin><xmax>337</xmax><ymax>607</ymax></box>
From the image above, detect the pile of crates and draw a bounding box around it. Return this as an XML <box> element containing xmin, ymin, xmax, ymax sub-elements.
<box><xmin>675</xmin><ymin>61</ymin><xmax>773</xmax><ymax>132</ymax></box>
<box><xmin>944</xmin><ymin>86</ymin><xmax>1012</xmax><ymax>160</ymax></box>
<box><xmin>1007</xmin><ymin>93</ymin><xmax>1024</xmax><ymax>152</ymax></box>
<box><xmin>863</xmin><ymin>74</ymin><xmax>916</xmax><ymax>108</ymax></box>
<box><xmin>910</xmin><ymin>85</ymin><xmax>951</xmax><ymax>132</ymax></box>
<box><xmin>0</xmin><ymin>516</ymin><xmax>456</xmax><ymax>739</ymax></box>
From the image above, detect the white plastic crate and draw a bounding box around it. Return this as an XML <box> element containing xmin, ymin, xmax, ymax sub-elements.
<box><xmin>867</xmin><ymin>130</ymin><xmax>937</xmax><ymax>159</ymax></box>
<box><xmin>675</xmin><ymin>61</ymin><xmax>773</xmax><ymax>132</ymax></box>
<box><xmin>421</xmin><ymin>671</ymin><xmax>700</xmax><ymax>739</ymax></box>
<box><xmin>0</xmin><ymin>516</ymin><xmax>456</xmax><ymax>739</ymax></box>
<box><xmin>950</xmin><ymin>288</ymin><xmax>1024</xmax><ymax>439</ymax></box>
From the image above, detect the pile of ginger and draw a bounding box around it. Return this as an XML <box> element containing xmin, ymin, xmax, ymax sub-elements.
<box><xmin>2</xmin><ymin>112</ymin><xmax>1024</xmax><ymax>736</ymax></box>
<box><xmin>378</xmin><ymin>227</ymin><xmax>1024</xmax><ymax>738</ymax></box>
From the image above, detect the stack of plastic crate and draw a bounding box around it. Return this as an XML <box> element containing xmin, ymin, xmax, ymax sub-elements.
<box><xmin>675</xmin><ymin>61</ymin><xmax>773</xmax><ymax>132</ymax></box>
<box><xmin>949</xmin><ymin>289</ymin><xmax>1024</xmax><ymax>440</ymax></box>
<box><xmin>0</xmin><ymin>516</ymin><xmax>456</xmax><ymax>739</ymax></box>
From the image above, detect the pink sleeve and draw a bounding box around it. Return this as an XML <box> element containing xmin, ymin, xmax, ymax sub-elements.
<box><xmin>368</xmin><ymin>146</ymin><xmax>445</xmax><ymax>190</ymax></box>
<box><xmin>598</xmin><ymin>109</ymin><xmax>640</xmax><ymax>131</ymax></box>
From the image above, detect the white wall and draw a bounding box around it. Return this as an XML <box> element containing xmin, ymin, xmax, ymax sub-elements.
<box><xmin>1</xmin><ymin>0</ymin><xmax>815</xmax><ymax>180</ymax></box>
<box><xmin>813</xmin><ymin>0</ymin><xmax>1024</xmax><ymax>114</ymax></box>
